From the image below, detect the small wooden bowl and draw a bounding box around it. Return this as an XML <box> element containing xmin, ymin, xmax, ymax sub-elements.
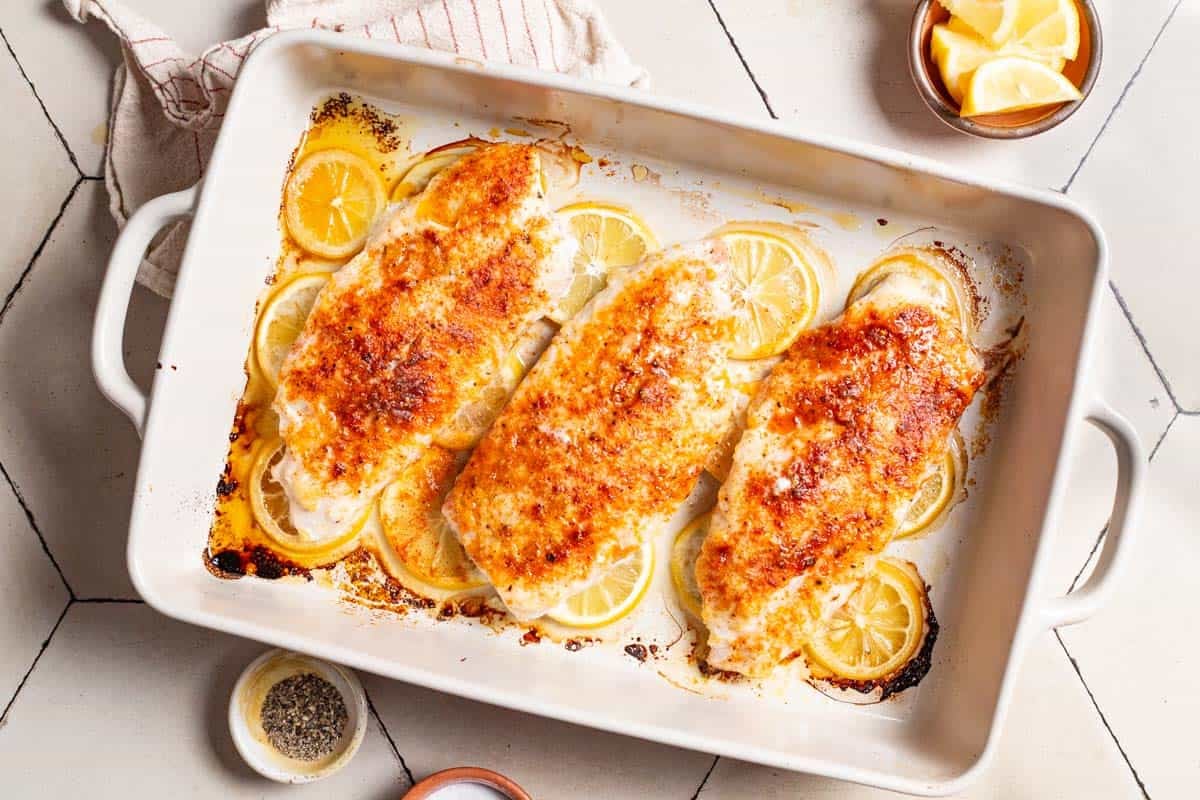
<box><xmin>908</xmin><ymin>0</ymin><xmax>1102</xmax><ymax>139</ymax></box>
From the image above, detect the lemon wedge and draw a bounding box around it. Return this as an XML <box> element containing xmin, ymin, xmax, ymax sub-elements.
<box><xmin>670</xmin><ymin>513</ymin><xmax>711</xmax><ymax>619</ymax></box>
<box><xmin>1008</xmin><ymin>0</ymin><xmax>1080</xmax><ymax>60</ymax></box>
<box><xmin>248</xmin><ymin>440</ymin><xmax>364</xmax><ymax>557</ymax></box>
<box><xmin>378</xmin><ymin>448</ymin><xmax>488</xmax><ymax>591</ymax></box>
<box><xmin>938</xmin><ymin>0</ymin><xmax>1021</xmax><ymax>45</ymax></box>
<box><xmin>547</xmin><ymin>538</ymin><xmax>655</xmax><ymax>629</ymax></box>
<box><xmin>931</xmin><ymin>23</ymin><xmax>1065</xmax><ymax>104</ymax></box>
<box><xmin>961</xmin><ymin>55</ymin><xmax>1082</xmax><ymax>117</ymax></box>
<box><xmin>285</xmin><ymin>149</ymin><xmax>386</xmax><ymax>258</ymax></box>
<box><xmin>805</xmin><ymin>559</ymin><xmax>929</xmax><ymax>682</ymax></box>
<box><xmin>895</xmin><ymin>432</ymin><xmax>965</xmax><ymax>539</ymax></box>
<box><xmin>253</xmin><ymin>272</ymin><xmax>330</xmax><ymax>388</ymax></box>
<box><xmin>716</xmin><ymin>225</ymin><xmax>823</xmax><ymax>360</ymax></box>
<box><xmin>552</xmin><ymin>203</ymin><xmax>658</xmax><ymax>324</ymax></box>
<box><xmin>390</xmin><ymin>142</ymin><xmax>481</xmax><ymax>203</ymax></box>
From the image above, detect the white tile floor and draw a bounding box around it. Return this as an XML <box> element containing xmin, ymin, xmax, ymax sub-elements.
<box><xmin>0</xmin><ymin>1</ymin><xmax>1194</xmax><ymax>797</ymax></box>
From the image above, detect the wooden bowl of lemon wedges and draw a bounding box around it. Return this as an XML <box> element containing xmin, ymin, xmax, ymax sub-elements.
<box><xmin>909</xmin><ymin>0</ymin><xmax>1101</xmax><ymax>138</ymax></box>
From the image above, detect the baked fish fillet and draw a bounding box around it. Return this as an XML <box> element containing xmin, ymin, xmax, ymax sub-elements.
<box><xmin>273</xmin><ymin>143</ymin><xmax>575</xmax><ymax>540</ymax></box>
<box><xmin>444</xmin><ymin>240</ymin><xmax>737</xmax><ymax>620</ymax></box>
<box><xmin>696</xmin><ymin>272</ymin><xmax>985</xmax><ymax>677</ymax></box>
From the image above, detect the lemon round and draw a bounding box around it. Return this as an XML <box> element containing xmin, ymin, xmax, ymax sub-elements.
<box><xmin>845</xmin><ymin>249</ymin><xmax>971</xmax><ymax>335</ymax></box>
<box><xmin>253</xmin><ymin>272</ymin><xmax>330</xmax><ymax>388</ymax></box>
<box><xmin>547</xmin><ymin>538</ymin><xmax>655</xmax><ymax>629</ymax></box>
<box><xmin>248</xmin><ymin>440</ymin><xmax>364</xmax><ymax>558</ymax></box>
<box><xmin>552</xmin><ymin>203</ymin><xmax>658</xmax><ymax>323</ymax></box>
<box><xmin>717</xmin><ymin>227</ymin><xmax>822</xmax><ymax>360</ymax></box>
<box><xmin>805</xmin><ymin>559</ymin><xmax>929</xmax><ymax>682</ymax></box>
<box><xmin>390</xmin><ymin>142</ymin><xmax>481</xmax><ymax>203</ymax></box>
<box><xmin>378</xmin><ymin>448</ymin><xmax>487</xmax><ymax>591</ymax></box>
<box><xmin>670</xmin><ymin>513</ymin><xmax>711</xmax><ymax>619</ymax></box>
<box><xmin>895</xmin><ymin>434</ymin><xmax>965</xmax><ymax>539</ymax></box>
<box><xmin>285</xmin><ymin>149</ymin><xmax>386</xmax><ymax>258</ymax></box>
<box><xmin>961</xmin><ymin>56</ymin><xmax>1082</xmax><ymax>117</ymax></box>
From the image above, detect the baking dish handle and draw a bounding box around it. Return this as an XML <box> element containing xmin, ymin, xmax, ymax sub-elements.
<box><xmin>92</xmin><ymin>185</ymin><xmax>198</xmax><ymax>437</ymax></box>
<box><xmin>1040</xmin><ymin>401</ymin><xmax>1146</xmax><ymax>629</ymax></box>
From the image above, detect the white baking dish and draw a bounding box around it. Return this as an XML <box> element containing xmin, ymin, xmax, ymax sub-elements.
<box><xmin>92</xmin><ymin>31</ymin><xmax>1144</xmax><ymax>796</ymax></box>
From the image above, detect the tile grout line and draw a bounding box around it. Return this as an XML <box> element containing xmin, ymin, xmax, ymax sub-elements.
<box><xmin>689</xmin><ymin>754</ymin><xmax>720</xmax><ymax>800</ymax></box>
<box><xmin>0</xmin><ymin>456</ymin><xmax>75</xmax><ymax>600</ymax></box>
<box><xmin>0</xmin><ymin>176</ymin><xmax>84</xmax><ymax>327</ymax></box>
<box><xmin>0</xmin><ymin>601</ymin><xmax>71</xmax><ymax>728</ymax></box>
<box><xmin>1065</xmin><ymin>409</ymin><xmax>1177</xmax><ymax>593</ymax></box>
<box><xmin>1054</xmin><ymin>630</ymin><xmax>1152</xmax><ymax>799</ymax></box>
<box><xmin>0</xmin><ymin>25</ymin><xmax>85</xmax><ymax>178</ymax></box>
<box><xmin>705</xmin><ymin>0</ymin><xmax>777</xmax><ymax>119</ymax></box>
<box><xmin>363</xmin><ymin>685</ymin><xmax>416</xmax><ymax>786</ymax></box>
<box><xmin>1061</xmin><ymin>0</ymin><xmax>1184</xmax><ymax>193</ymax></box>
<box><xmin>1108</xmin><ymin>281</ymin><xmax>1193</xmax><ymax>415</ymax></box>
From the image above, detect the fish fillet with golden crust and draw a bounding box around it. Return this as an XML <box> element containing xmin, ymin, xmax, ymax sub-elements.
<box><xmin>273</xmin><ymin>143</ymin><xmax>575</xmax><ymax>540</ymax></box>
<box><xmin>444</xmin><ymin>240</ymin><xmax>737</xmax><ymax>620</ymax></box>
<box><xmin>696</xmin><ymin>273</ymin><xmax>985</xmax><ymax>677</ymax></box>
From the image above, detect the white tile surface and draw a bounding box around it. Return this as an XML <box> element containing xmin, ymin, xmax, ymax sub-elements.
<box><xmin>602</xmin><ymin>0</ymin><xmax>769</xmax><ymax>117</ymax></box>
<box><xmin>0</xmin><ymin>472</ymin><xmax>69</xmax><ymax>712</ymax></box>
<box><xmin>0</xmin><ymin>0</ymin><xmax>266</xmax><ymax>176</ymax></box>
<box><xmin>1058</xmin><ymin>414</ymin><xmax>1200</xmax><ymax>798</ymax></box>
<box><xmin>367</xmin><ymin>673</ymin><xmax>713</xmax><ymax>797</ymax></box>
<box><xmin>0</xmin><ymin>603</ymin><xmax>409</xmax><ymax>797</ymax></box>
<box><xmin>0</xmin><ymin>44</ymin><xmax>79</xmax><ymax>293</ymax></box>
<box><xmin>1068</xmin><ymin>0</ymin><xmax>1200</xmax><ymax>409</ymax></box>
<box><xmin>710</xmin><ymin>0</ymin><xmax>1181</xmax><ymax>189</ymax></box>
<box><xmin>699</xmin><ymin>636</ymin><xmax>1143</xmax><ymax>799</ymax></box>
<box><xmin>0</xmin><ymin>181</ymin><xmax>167</xmax><ymax>599</ymax></box>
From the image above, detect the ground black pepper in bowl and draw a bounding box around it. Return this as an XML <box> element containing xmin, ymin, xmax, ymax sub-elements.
<box><xmin>260</xmin><ymin>672</ymin><xmax>348</xmax><ymax>761</ymax></box>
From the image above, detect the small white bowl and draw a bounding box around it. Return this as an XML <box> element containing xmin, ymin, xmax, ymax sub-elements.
<box><xmin>229</xmin><ymin>649</ymin><xmax>367</xmax><ymax>783</ymax></box>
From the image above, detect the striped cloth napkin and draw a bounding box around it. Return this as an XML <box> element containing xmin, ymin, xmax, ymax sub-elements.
<box><xmin>64</xmin><ymin>0</ymin><xmax>648</xmax><ymax>296</ymax></box>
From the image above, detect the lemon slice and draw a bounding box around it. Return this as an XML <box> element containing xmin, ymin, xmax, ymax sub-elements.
<box><xmin>961</xmin><ymin>56</ymin><xmax>1082</xmax><ymax>117</ymax></box>
<box><xmin>895</xmin><ymin>432</ymin><xmax>965</xmax><ymax>539</ymax></box>
<box><xmin>846</xmin><ymin>249</ymin><xmax>972</xmax><ymax>335</ymax></box>
<box><xmin>433</xmin><ymin>322</ymin><xmax>552</xmax><ymax>450</ymax></box>
<box><xmin>939</xmin><ymin>0</ymin><xmax>1021</xmax><ymax>45</ymax></box>
<box><xmin>378</xmin><ymin>448</ymin><xmax>488</xmax><ymax>591</ymax></box>
<box><xmin>551</xmin><ymin>203</ymin><xmax>657</xmax><ymax>324</ymax></box>
<box><xmin>285</xmin><ymin>149</ymin><xmax>386</xmax><ymax>258</ymax></box>
<box><xmin>805</xmin><ymin>558</ymin><xmax>929</xmax><ymax>682</ymax></box>
<box><xmin>1009</xmin><ymin>0</ymin><xmax>1080</xmax><ymax>60</ymax></box>
<box><xmin>253</xmin><ymin>272</ymin><xmax>330</xmax><ymax>388</ymax></box>
<box><xmin>670</xmin><ymin>513</ymin><xmax>711</xmax><ymax>619</ymax></box>
<box><xmin>390</xmin><ymin>142</ymin><xmax>481</xmax><ymax>203</ymax></box>
<box><xmin>248</xmin><ymin>440</ymin><xmax>364</xmax><ymax>557</ymax></box>
<box><xmin>716</xmin><ymin>226</ymin><xmax>822</xmax><ymax>360</ymax></box>
<box><xmin>547</xmin><ymin>538</ymin><xmax>655</xmax><ymax>628</ymax></box>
